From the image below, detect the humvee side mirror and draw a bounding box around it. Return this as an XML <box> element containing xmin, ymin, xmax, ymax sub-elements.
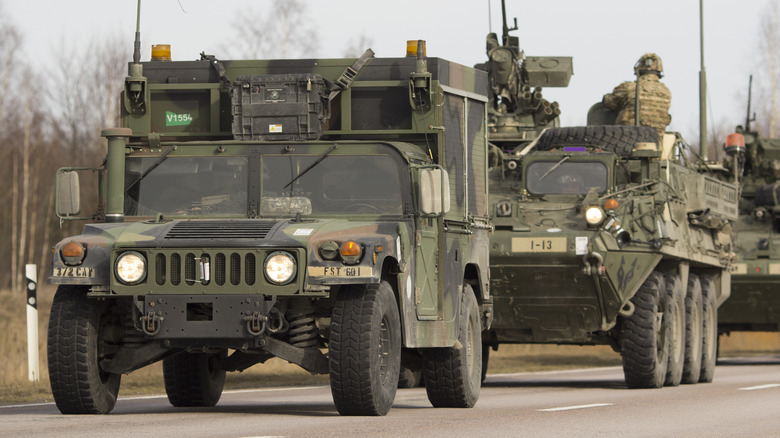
<box><xmin>419</xmin><ymin>168</ymin><xmax>450</xmax><ymax>215</ymax></box>
<box><xmin>56</xmin><ymin>170</ymin><xmax>81</xmax><ymax>217</ymax></box>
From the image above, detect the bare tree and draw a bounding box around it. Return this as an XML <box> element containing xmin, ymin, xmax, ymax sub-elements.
<box><xmin>756</xmin><ymin>0</ymin><xmax>780</xmax><ymax>137</ymax></box>
<box><xmin>225</xmin><ymin>0</ymin><xmax>319</xmax><ymax>59</ymax></box>
<box><xmin>342</xmin><ymin>34</ymin><xmax>374</xmax><ymax>58</ymax></box>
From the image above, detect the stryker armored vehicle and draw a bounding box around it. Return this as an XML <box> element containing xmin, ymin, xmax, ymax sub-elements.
<box><xmin>717</xmin><ymin>101</ymin><xmax>780</xmax><ymax>335</ymax></box>
<box><xmin>479</xmin><ymin>2</ymin><xmax>737</xmax><ymax>388</ymax></box>
<box><xmin>47</xmin><ymin>31</ymin><xmax>491</xmax><ymax>415</ymax></box>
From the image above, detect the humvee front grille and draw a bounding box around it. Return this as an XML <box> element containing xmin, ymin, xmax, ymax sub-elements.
<box><xmin>154</xmin><ymin>251</ymin><xmax>258</xmax><ymax>287</ymax></box>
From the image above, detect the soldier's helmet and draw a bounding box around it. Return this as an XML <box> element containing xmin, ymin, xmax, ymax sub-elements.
<box><xmin>634</xmin><ymin>53</ymin><xmax>664</xmax><ymax>78</ymax></box>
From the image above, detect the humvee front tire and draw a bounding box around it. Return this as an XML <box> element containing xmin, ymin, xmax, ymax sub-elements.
<box><xmin>423</xmin><ymin>285</ymin><xmax>482</xmax><ymax>408</ymax></box>
<box><xmin>329</xmin><ymin>281</ymin><xmax>401</xmax><ymax>416</ymax></box>
<box><xmin>47</xmin><ymin>285</ymin><xmax>121</xmax><ymax>414</ymax></box>
<box><xmin>681</xmin><ymin>274</ymin><xmax>703</xmax><ymax>384</ymax></box>
<box><xmin>620</xmin><ymin>272</ymin><xmax>670</xmax><ymax>388</ymax></box>
<box><xmin>664</xmin><ymin>273</ymin><xmax>685</xmax><ymax>387</ymax></box>
<box><xmin>699</xmin><ymin>275</ymin><xmax>718</xmax><ymax>383</ymax></box>
<box><xmin>163</xmin><ymin>351</ymin><xmax>226</xmax><ymax>407</ymax></box>
<box><xmin>535</xmin><ymin>126</ymin><xmax>660</xmax><ymax>157</ymax></box>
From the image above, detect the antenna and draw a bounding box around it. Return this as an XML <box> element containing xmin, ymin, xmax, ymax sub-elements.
<box><xmin>133</xmin><ymin>0</ymin><xmax>142</xmax><ymax>64</ymax></box>
<box><xmin>745</xmin><ymin>75</ymin><xmax>754</xmax><ymax>132</ymax></box>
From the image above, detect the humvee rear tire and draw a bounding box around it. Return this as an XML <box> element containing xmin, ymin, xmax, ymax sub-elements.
<box><xmin>535</xmin><ymin>126</ymin><xmax>660</xmax><ymax>157</ymax></box>
<box><xmin>423</xmin><ymin>285</ymin><xmax>482</xmax><ymax>408</ymax></box>
<box><xmin>163</xmin><ymin>351</ymin><xmax>226</xmax><ymax>407</ymax></box>
<box><xmin>664</xmin><ymin>273</ymin><xmax>685</xmax><ymax>387</ymax></box>
<box><xmin>47</xmin><ymin>285</ymin><xmax>121</xmax><ymax>414</ymax></box>
<box><xmin>681</xmin><ymin>274</ymin><xmax>703</xmax><ymax>384</ymax></box>
<box><xmin>481</xmin><ymin>344</ymin><xmax>490</xmax><ymax>384</ymax></box>
<box><xmin>699</xmin><ymin>275</ymin><xmax>718</xmax><ymax>383</ymax></box>
<box><xmin>620</xmin><ymin>272</ymin><xmax>669</xmax><ymax>389</ymax></box>
<box><xmin>329</xmin><ymin>281</ymin><xmax>401</xmax><ymax>416</ymax></box>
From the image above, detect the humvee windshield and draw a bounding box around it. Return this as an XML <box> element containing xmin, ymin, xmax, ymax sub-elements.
<box><xmin>525</xmin><ymin>160</ymin><xmax>608</xmax><ymax>195</ymax></box>
<box><xmin>124</xmin><ymin>154</ymin><xmax>404</xmax><ymax>217</ymax></box>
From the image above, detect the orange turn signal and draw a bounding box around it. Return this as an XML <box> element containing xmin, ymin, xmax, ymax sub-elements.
<box><xmin>604</xmin><ymin>199</ymin><xmax>619</xmax><ymax>211</ymax></box>
<box><xmin>340</xmin><ymin>241</ymin><xmax>362</xmax><ymax>257</ymax></box>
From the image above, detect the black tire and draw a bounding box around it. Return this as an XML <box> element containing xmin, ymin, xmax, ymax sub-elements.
<box><xmin>398</xmin><ymin>366</ymin><xmax>423</xmax><ymax>389</ymax></box>
<box><xmin>47</xmin><ymin>285</ymin><xmax>121</xmax><ymax>414</ymax></box>
<box><xmin>681</xmin><ymin>274</ymin><xmax>703</xmax><ymax>384</ymax></box>
<box><xmin>664</xmin><ymin>273</ymin><xmax>685</xmax><ymax>387</ymax></box>
<box><xmin>481</xmin><ymin>344</ymin><xmax>490</xmax><ymax>384</ymax></box>
<box><xmin>620</xmin><ymin>272</ymin><xmax>669</xmax><ymax>389</ymax></box>
<box><xmin>423</xmin><ymin>285</ymin><xmax>482</xmax><ymax>408</ymax></box>
<box><xmin>535</xmin><ymin>125</ymin><xmax>659</xmax><ymax>157</ymax></box>
<box><xmin>699</xmin><ymin>275</ymin><xmax>718</xmax><ymax>383</ymax></box>
<box><xmin>329</xmin><ymin>281</ymin><xmax>401</xmax><ymax>416</ymax></box>
<box><xmin>163</xmin><ymin>351</ymin><xmax>226</xmax><ymax>407</ymax></box>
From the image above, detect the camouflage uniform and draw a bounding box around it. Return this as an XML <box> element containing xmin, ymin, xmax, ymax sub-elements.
<box><xmin>602</xmin><ymin>53</ymin><xmax>671</xmax><ymax>138</ymax></box>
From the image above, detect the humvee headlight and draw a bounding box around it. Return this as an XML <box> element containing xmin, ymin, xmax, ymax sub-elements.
<box><xmin>585</xmin><ymin>206</ymin><xmax>605</xmax><ymax>225</ymax></box>
<box><xmin>320</xmin><ymin>241</ymin><xmax>340</xmax><ymax>260</ymax></box>
<box><xmin>265</xmin><ymin>251</ymin><xmax>296</xmax><ymax>285</ymax></box>
<box><xmin>115</xmin><ymin>251</ymin><xmax>147</xmax><ymax>285</ymax></box>
<box><xmin>61</xmin><ymin>241</ymin><xmax>86</xmax><ymax>266</ymax></box>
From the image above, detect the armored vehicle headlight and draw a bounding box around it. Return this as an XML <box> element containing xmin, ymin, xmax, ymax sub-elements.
<box><xmin>585</xmin><ymin>206</ymin><xmax>605</xmax><ymax>225</ymax></box>
<box><xmin>61</xmin><ymin>241</ymin><xmax>86</xmax><ymax>266</ymax></box>
<box><xmin>115</xmin><ymin>251</ymin><xmax>147</xmax><ymax>285</ymax></box>
<box><xmin>265</xmin><ymin>251</ymin><xmax>297</xmax><ymax>285</ymax></box>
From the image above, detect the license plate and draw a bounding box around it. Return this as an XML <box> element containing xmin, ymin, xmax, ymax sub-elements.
<box><xmin>512</xmin><ymin>237</ymin><xmax>567</xmax><ymax>253</ymax></box>
<box><xmin>307</xmin><ymin>266</ymin><xmax>372</xmax><ymax>278</ymax></box>
<box><xmin>53</xmin><ymin>267</ymin><xmax>95</xmax><ymax>278</ymax></box>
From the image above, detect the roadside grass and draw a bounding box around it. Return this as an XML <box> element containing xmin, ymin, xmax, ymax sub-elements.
<box><xmin>1</xmin><ymin>287</ymin><xmax>778</xmax><ymax>406</ymax></box>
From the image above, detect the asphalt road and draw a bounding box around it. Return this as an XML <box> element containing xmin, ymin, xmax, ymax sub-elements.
<box><xmin>2</xmin><ymin>355</ymin><xmax>778</xmax><ymax>438</ymax></box>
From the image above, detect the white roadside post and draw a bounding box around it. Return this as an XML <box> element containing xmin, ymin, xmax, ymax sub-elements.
<box><xmin>25</xmin><ymin>264</ymin><xmax>39</xmax><ymax>382</ymax></box>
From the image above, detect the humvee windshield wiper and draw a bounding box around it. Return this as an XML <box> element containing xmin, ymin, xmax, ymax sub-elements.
<box><xmin>124</xmin><ymin>145</ymin><xmax>177</xmax><ymax>194</ymax></box>
<box><xmin>538</xmin><ymin>155</ymin><xmax>569</xmax><ymax>181</ymax></box>
<box><xmin>283</xmin><ymin>143</ymin><xmax>338</xmax><ymax>189</ymax></box>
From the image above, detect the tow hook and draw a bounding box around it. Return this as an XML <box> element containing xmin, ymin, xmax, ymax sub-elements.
<box><xmin>140</xmin><ymin>311</ymin><xmax>163</xmax><ymax>336</ymax></box>
<box><xmin>582</xmin><ymin>252</ymin><xmax>605</xmax><ymax>276</ymax></box>
<box><xmin>245</xmin><ymin>311</ymin><xmax>268</xmax><ymax>336</ymax></box>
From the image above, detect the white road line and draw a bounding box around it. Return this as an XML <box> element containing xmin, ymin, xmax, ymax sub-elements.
<box><xmin>0</xmin><ymin>385</ymin><xmax>327</xmax><ymax>409</ymax></box>
<box><xmin>738</xmin><ymin>383</ymin><xmax>780</xmax><ymax>391</ymax></box>
<box><xmin>538</xmin><ymin>403</ymin><xmax>613</xmax><ymax>412</ymax></box>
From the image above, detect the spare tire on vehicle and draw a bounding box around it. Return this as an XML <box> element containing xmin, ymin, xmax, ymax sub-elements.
<box><xmin>535</xmin><ymin>125</ymin><xmax>660</xmax><ymax>157</ymax></box>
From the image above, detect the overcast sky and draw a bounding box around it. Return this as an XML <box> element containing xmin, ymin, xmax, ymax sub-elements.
<box><xmin>2</xmin><ymin>0</ymin><xmax>768</xmax><ymax>142</ymax></box>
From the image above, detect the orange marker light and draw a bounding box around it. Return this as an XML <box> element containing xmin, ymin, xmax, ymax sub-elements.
<box><xmin>61</xmin><ymin>241</ymin><xmax>84</xmax><ymax>258</ymax></box>
<box><xmin>341</xmin><ymin>241</ymin><xmax>362</xmax><ymax>257</ymax></box>
<box><xmin>604</xmin><ymin>199</ymin><xmax>619</xmax><ymax>211</ymax></box>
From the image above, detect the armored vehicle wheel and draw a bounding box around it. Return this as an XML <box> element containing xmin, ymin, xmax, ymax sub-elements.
<box><xmin>620</xmin><ymin>272</ymin><xmax>670</xmax><ymax>389</ymax></box>
<box><xmin>535</xmin><ymin>126</ymin><xmax>659</xmax><ymax>157</ymax></box>
<box><xmin>47</xmin><ymin>285</ymin><xmax>121</xmax><ymax>414</ymax></box>
<box><xmin>329</xmin><ymin>281</ymin><xmax>401</xmax><ymax>416</ymax></box>
<box><xmin>163</xmin><ymin>351</ymin><xmax>226</xmax><ymax>407</ymax></box>
<box><xmin>681</xmin><ymin>274</ymin><xmax>703</xmax><ymax>384</ymax></box>
<box><xmin>699</xmin><ymin>275</ymin><xmax>718</xmax><ymax>383</ymax></box>
<box><xmin>423</xmin><ymin>285</ymin><xmax>482</xmax><ymax>408</ymax></box>
<box><xmin>664</xmin><ymin>273</ymin><xmax>685</xmax><ymax>387</ymax></box>
<box><xmin>398</xmin><ymin>366</ymin><xmax>423</xmax><ymax>388</ymax></box>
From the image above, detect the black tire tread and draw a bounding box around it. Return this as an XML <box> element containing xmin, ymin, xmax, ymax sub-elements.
<box><xmin>699</xmin><ymin>275</ymin><xmax>718</xmax><ymax>383</ymax></box>
<box><xmin>163</xmin><ymin>352</ymin><xmax>226</xmax><ymax>407</ymax></box>
<box><xmin>423</xmin><ymin>286</ymin><xmax>482</xmax><ymax>408</ymax></box>
<box><xmin>664</xmin><ymin>272</ymin><xmax>685</xmax><ymax>387</ymax></box>
<box><xmin>329</xmin><ymin>282</ymin><xmax>401</xmax><ymax>416</ymax></box>
<box><xmin>535</xmin><ymin>125</ymin><xmax>659</xmax><ymax>157</ymax></box>
<box><xmin>681</xmin><ymin>274</ymin><xmax>703</xmax><ymax>384</ymax></box>
<box><xmin>620</xmin><ymin>272</ymin><xmax>668</xmax><ymax>389</ymax></box>
<box><xmin>47</xmin><ymin>285</ymin><xmax>121</xmax><ymax>415</ymax></box>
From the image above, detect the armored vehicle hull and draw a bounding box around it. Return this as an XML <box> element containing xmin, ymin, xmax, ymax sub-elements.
<box><xmin>485</xmin><ymin>126</ymin><xmax>737</xmax><ymax>388</ymax></box>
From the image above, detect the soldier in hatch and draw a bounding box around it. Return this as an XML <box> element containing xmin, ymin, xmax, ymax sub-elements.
<box><xmin>602</xmin><ymin>53</ymin><xmax>672</xmax><ymax>138</ymax></box>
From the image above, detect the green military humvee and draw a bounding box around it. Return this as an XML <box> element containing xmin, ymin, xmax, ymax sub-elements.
<box><xmin>47</xmin><ymin>39</ymin><xmax>492</xmax><ymax>415</ymax></box>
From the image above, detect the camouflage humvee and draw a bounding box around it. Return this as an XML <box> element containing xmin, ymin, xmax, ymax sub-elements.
<box><xmin>47</xmin><ymin>40</ymin><xmax>491</xmax><ymax>415</ymax></box>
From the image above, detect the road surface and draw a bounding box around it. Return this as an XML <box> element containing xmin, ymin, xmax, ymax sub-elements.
<box><xmin>2</xmin><ymin>355</ymin><xmax>778</xmax><ymax>437</ymax></box>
